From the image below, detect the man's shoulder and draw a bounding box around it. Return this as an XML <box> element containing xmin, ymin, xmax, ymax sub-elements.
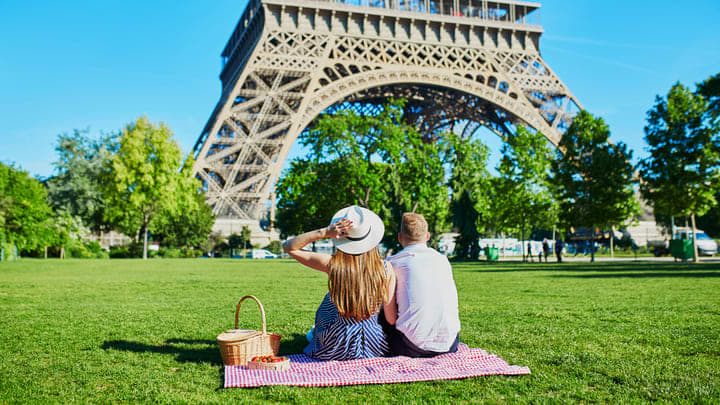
<box><xmin>389</xmin><ymin>245</ymin><xmax>446</xmax><ymax>263</ymax></box>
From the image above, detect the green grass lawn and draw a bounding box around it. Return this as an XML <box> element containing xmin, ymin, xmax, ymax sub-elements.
<box><xmin>1</xmin><ymin>258</ymin><xmax>719</xmax><ymax>404</ymax></box>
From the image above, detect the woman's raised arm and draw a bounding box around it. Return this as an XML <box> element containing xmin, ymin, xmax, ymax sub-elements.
<box><xmin>282</xmin><ymin>218</ymin><xmax>353</xmax><ymax>273</ymax></box>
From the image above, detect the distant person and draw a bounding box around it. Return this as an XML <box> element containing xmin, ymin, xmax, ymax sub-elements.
<box><xmin>555</xmin><ymin>238</ymin><xmax>564</xmax><ymax>262</ymax></box>
<box><xmin>542</xmin><ymin>239</ymin><xmax>550</xmax><ymax>263</ymax></box>
<box><xmin>283</xmin><ymin>205</ymin><xmax>397</xmax><ymax>360</ymax></box>
<box><xmin>380</xmin><ymin>213</ymin><xmax>460</xmax><ymax>358</ymax></box>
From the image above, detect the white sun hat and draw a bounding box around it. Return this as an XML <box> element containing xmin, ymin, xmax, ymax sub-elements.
<box><xmin>330</xmin><ymin>205</ymin><xmax>385</xmax><ymax>255</ymax></box>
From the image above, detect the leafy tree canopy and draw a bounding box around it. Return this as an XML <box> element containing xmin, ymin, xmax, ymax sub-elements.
<box><xmin>639</xmin><ymin>82</ymin><xmax>720</xmax><ymax>219</ymax></box>
<box><xmin>696</xmin><ymin>72</ymin><xmax>720</xmax><ymax>123</ymax></box>
<box><xmin>492</xmin><ymin>126</ymin><xmax>557</xmax><ymax>260</ymax></box>
<box><xmin>0</xmin><ymin>162</ymin><xmax>54</xmax><ymax>252</ymax></box>
<box><xmin>552</xmin><ymin>110</ymin><xmax>639</xmax><ymax>261</ymax></box>
<box><xmin>46</xmin><ymin>129</ymin><xmax>115</xmax><ymax>232</ymax></box>
<box><xmin>445</xmin><ymin>132</ymin><xmax>491</xmax><ymax>260</ymax></box>
<box><xmin>102</xmin><ymin>116</ymin><xmax>210</xmax><ymax>259</ymax></box>
<box><xmin>275</xmin><ymin>99</ymin><xmax>448</xmax><ymax>252</ymax></box>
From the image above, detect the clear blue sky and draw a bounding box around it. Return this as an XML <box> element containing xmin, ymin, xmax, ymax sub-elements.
<box><xmin>1</xmin><ymin>0</ymin><xmax>719</xmax><ymax>179</ymax></box>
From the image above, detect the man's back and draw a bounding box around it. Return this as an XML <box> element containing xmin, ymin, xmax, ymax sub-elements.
<box><xmin>389</xmin><ymin>243</ymin><xmax>460</xmax><ymax>352</ymax></box>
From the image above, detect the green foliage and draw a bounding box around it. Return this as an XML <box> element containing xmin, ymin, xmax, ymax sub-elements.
<box><xmin>198</xmin><ymin>232</ymin><xmax>223</xmax><ymax>257</ymax></box>
<box><xmin>552</xmin><ymin>110</ymin><xmax>639</xmax><ymax>261</ymax></box>
<box><xmin>492</xmin><ymin>126</ymin><xmax>557</xmax><ymax>260</ymax></box>
<box><xmin>0</xmin><ymin>162</ymin><xmax>55</xmax><ymax>252</ymax></box>
<box><xmin>264</xmin><ymin>240</ymin><xmax>282</xmax><ymax>254</ymax></box>
<box><xmin>275</xmin><ymin>159</ymin><xmax>359</xmax><ymax>238</ymax></box>
<box><xmin>226</xmin><ymin>227</ymin><xmax>252</xmax><ymax>251</ymax></box>
<box><xmin>46</xmin><ymin>129</ymin><xmax>115</xmax><ymax>232</ymax></box>
<box><xmin>696</xmin><ymin>72</ymin><xmax>720</xmax><ymax>123</ymax></box>
<box><xmin>102</xmin><ymin>117</ymin><xmax>207</xmax><ymax>259</ymax></box>
<box><xmin>445</xmin><ymin>132</ymin><xmax>491</xmax><ymax>260</ymax></box>
<box><xmin>696</xmin><ymin>191</ymin><xmax>720</xmax><ymax>237</ymax></box>
<box><xmin>151</xmin><ymin>164</ymin><xmax>216</xmax><ymax>250</ymax></box>
<box><xmin>275</xmin><ymin>99</ymin><xmax>448</xmax><ymax>251</ymax></box>
<box><xmin>1</xmin><ymin>260</ymin><xmax>719</xmax><ymax>403</ymax></box>
<box><xmin>639</xmin><ymin>82</ymin><xmax>720</xmax><ymax>220</ymax></box>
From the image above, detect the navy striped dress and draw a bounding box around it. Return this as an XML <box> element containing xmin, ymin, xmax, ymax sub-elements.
<box><xmin>303</xmin><ymin>293</ymin><xmax>389</xmax><ymax>361</ymax></box>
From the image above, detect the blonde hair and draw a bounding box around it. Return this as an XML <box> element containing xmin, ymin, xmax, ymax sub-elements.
<box><xmin>327</xmin><ymin>248</ymin><xmax>389</xmax><ymax>321</ymax></box>
<box><xmin>400</xmin><ymin>212</ymin><xmax>428</xmax><ymax>241</ymax></box>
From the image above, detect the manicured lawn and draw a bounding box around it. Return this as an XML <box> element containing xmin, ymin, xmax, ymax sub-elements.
<box><xmin>1</xmin><ymin>258</ymin><xmax>719</xmax><ymax>403</ymax></box>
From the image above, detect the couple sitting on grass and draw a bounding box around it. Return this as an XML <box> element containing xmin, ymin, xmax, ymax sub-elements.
<box><xmin>283</xmin><ymin>205</ymin><xmax>460</xmax><ymax>360</ymax></box>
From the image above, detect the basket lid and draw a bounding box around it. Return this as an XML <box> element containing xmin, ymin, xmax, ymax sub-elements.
<box><xmin>216</xmin><ymin>328</ymin><xmax>263</xmax><ymax>343</ymax></box>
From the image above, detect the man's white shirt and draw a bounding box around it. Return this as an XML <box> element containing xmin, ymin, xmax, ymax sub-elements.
<box><xmin>388</xmin><ymin>243</ymin><xmax>461</xmax><ymax>352</ymax></box>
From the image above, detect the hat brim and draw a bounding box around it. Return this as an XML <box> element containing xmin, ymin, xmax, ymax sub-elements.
<box><xmin>331</xmin><ymin>207</ymin><xmax>385</xmax><ymax>254</ymax></box>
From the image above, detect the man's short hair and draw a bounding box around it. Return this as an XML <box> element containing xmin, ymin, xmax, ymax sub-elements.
<box><xmin>400</xmin><ymin>212</ymin><xmax>428</xmax><ymax>241</ymax></box>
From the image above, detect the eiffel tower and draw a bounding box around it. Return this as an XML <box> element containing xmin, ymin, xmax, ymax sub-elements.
<box><xmin>192</xmin><ymin>0</ymin><xmax>581</xmax><ymax>238</ymax></box>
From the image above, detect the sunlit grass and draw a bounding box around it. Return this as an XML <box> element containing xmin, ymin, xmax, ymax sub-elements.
<box><xmin>1</xmin><ymin>258</ymin><xmax>718</xmax><ymax>403</ymax></box>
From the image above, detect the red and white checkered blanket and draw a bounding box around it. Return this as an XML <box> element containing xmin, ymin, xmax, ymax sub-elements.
<box><xmin>224</xmin><ymin>344</ymin><xmax>530</xmax><ymax>388</ymax></box>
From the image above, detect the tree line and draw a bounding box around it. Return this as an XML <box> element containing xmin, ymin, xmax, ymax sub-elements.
<box><xmin>1</xmin><ymin>117</ymin><xmax>215</xmax><ymax>260</ymax></box>
<box><xmin>1</xmin><ymin>74</ymin><xmax>717</xmax><ymax>262</ymax></box>
<box><xmin>275</xmin><ymin>74</ymin><xmax>720</xmax><ymax>261</ymax></box>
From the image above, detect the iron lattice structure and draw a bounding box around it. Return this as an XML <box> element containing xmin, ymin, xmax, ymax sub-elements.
<box><xmin>192</xmin><ymin>0</ymin><xmax>581</xmax><ymax>223</ymax></box>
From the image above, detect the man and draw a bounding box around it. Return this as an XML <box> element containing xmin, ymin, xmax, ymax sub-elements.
<box><xmin>380</xmin><ymin>212</ymin><xmax>461</xmax><ymax>357</ymax></box>
<box><xmin>555</xmin><ymin>238</ymin><xmax>564</xmax><ymax>262</ymax></box>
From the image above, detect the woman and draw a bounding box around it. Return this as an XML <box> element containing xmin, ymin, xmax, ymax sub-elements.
<box><xmin>283</xmin><ymin>205</ymin><xmax>397</xmax><ymax>361</ymax></box>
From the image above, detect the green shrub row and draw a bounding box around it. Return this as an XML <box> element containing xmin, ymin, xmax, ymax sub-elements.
<box><xmin>108</xmin><ymin>243</ymin><xmax>203</xmax><ymax>259</ymax></box>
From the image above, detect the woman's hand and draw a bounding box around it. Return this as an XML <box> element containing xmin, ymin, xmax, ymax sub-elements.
<box><xmin>326</xmin><ymin>218</ymin><xmax>353</xmax><ymax>239</ymax></box>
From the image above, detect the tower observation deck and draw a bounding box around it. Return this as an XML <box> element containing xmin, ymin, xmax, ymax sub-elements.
<box><xmin>192</xmin><ymin>0</ymin><xmax>580</xmax><ymax>230</ymax></box>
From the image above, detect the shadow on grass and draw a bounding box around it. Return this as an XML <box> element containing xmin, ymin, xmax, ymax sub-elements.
<box><xmin>101</xmin><ymin>338</ymin><xmax>222</xmax><ymax>365</ymax></box>
<box><xmin>468</xmin><ymin>261</ymin><xmax>720</xmax><ymax>274</ymax></box>
<box><xmin>279</xmin><ymin>333</ymin><xmax>308</xmax><ymax>355</ymax></box>
<box><xmin>552</xmin><ymin>271</ymin><xmax>720</xmax><ymax>279</ymax></box>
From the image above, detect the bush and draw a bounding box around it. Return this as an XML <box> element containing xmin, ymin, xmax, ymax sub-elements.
<box><xmin>265</xmin><ymin>240</ymin><xmax>282</xmax><ymax>254</ymax></box>
<box><xmin>109</xmin><ymin>247</ymin><xmax>132</xmax><ymax>258</ymax></box>
<box><xmin>159</xmin><ymin>247</ymin><xmax>182</xmax><ymax>258</ymax></box>
<box><xmin>184</xmin><ymin>249</ymin><xmax>202</xmax><ymax>258</ymax></box>
<box><xmin>85</xmin><ymin>241</ymin><xmax>103</xmax><ymax>254</ymax></box>
<box><xmin>67</xmin><ymin>239</ymin><xmax>92</xmax><ymax>259</ymax></box>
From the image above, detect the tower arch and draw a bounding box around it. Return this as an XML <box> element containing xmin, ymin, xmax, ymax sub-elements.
<box><xmin>192</xmin><ymin>0</ymin><xmax>582</xmax><ymax>227</ymax></box>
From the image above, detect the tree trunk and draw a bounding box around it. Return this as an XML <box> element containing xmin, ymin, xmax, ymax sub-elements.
<box><xmin>610</xmin><ymin>226</ymin><xmax>614</xmax><ymax>260</ymax></box>
<box><xmin>60</xmin><ymin>247</ymin><xmax>65</xmax><ymax>260</ymax></box>
<box><xmin>691</xmin><ymin>214</ymin><xmax>699</xmax><ymax>263</ymax></box>
<box><xmin>44</xmin><ymin>246</ymin><xmax>47</xmax><ymax>259</ymax></box>
<box><xmin>590</xmin><ymin>226</ymin><xmax>595</xmax><ymax>263</ymax></box>
<box><xmin>521</xmin><ymin>227</ymin><xmax>526</xmax><ymax>263</ymax></box>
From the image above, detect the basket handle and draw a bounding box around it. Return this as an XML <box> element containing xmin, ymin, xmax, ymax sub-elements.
<box><xmin>235</xmin><ymin>295</ymin><xmax>267</xmax><ymax>335</ymax></box>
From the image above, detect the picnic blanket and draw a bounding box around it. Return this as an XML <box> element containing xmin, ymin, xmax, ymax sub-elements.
<box><xmin>224</xmin><ymin>344</ymin><xmax>530</xmax><ymax>388</ymax></box>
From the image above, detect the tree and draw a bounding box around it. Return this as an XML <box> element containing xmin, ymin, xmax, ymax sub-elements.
<box><xmin>697</xmin><ymin>72</ymin><xmax>720</xmax><ymax>123</ymax></box>
<box><xmin>151</xmin><ymin>185</ymin><xmax>215</xmax><ymax>249</ymax></box>
<box><xmin>275</xmin><ymin>99</ymin><xmax>448</xmax><ymax>251</ymax></box>
<box><xmin>552</xmin><ymin>110</ymin><xmax>639</xmax><ymax>262</ymax></box>
<box><xmin>50</xmin><ymin>214</ymin><xmax>89</xmax><ymax>259</ymax></box>
<box><xmin>46</xmin><ymin>129</ymin><xmax>115</xmax><ymax>232</ymax></box>
<box><xmin>492</xmin><ymin>126</ymin><xmax>557</xmax><ymax>261</ymax></box>
<box><xmin>445</xmin><ymin>132</ymin><xmax>491</xmax><ymax>260</ymax></box>
<box><xmin>103</xmin><ymin>116</ymin><xmax>203</xmax><ymax>259</ymax></box>
<box><xmin>639</xmin><ymin>83</ymin><xmax>720</xmax><ymax>261</ymax></box>
<box><xmin>0</xmin><ymin>162</ymin><xmax>55</xmax><ymax>253</ymax></box>
<box><xmin>275</xmin><ymin>159</ymin><xmax>350</xmax><ymax>238</ymax></box>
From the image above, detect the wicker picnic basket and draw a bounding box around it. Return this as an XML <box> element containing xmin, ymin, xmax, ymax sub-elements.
<box><xmin>217</xmin><ymin>295</ymin><xmax>282</xmax><ymax>366</ymax></box>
